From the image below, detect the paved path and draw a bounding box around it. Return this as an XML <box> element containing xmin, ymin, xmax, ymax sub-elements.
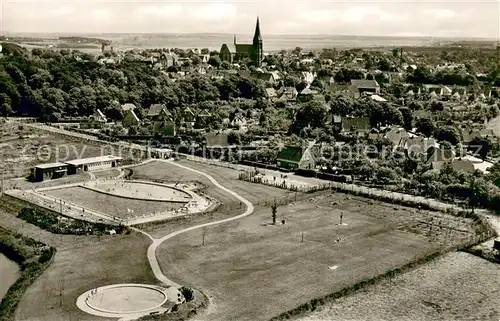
<box><xmin>132</xmin><ymin>159</ymin><xmax>255</xmax><ymax>288</ymax></box>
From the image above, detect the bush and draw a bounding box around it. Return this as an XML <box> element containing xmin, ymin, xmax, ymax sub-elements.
<box><xmin>180</xmin><ymin>286</ymin><xmax>194</xmax><ymax>302</ymax></box>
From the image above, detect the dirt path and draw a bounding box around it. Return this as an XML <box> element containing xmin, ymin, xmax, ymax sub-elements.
<box><xmin>132</xmin><ymin>159</ymin><xmax>255</xmax><ymax>288</ymax></box>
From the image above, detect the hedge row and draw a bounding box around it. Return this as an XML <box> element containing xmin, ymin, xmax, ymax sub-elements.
<box><xmin>3</xmin><ymin>195</ymin><xmax>126</xmax><ymax>235</ymax></box>
<box><xmin>0</xmin><ymin>227</ymin><xmax>56</xmax><ymax>321</ymax></box>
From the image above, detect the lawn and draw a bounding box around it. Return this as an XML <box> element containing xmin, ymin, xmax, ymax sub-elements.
<box><xmin>45</xmin><ymin>187</ymin><xmax>184</xmax><ymax>219</ymax></box>
<box><xmin>131</xmin><ymin>160</ymin><xmax>291</xmax><ymax>238</ymax></box>
<box><xmin>14</xmin><ymin>231</ymin><xmax>156</xmax><ymax>321</ymax></box>
<box><xmin>297</xmin><ymin>251</ymin><xmax>500</xmax><ymax>321</ymax></box>
<box><xmin>156</xmin><ymin>192</ymin><xmax>477</xmax><ymax>321</ymax></box>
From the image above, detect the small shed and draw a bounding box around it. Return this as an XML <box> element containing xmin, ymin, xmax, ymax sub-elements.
<box><xmin>31</xmin><ymin>163</ymin><xmax>68</xmax><ymax>182</ymax></box>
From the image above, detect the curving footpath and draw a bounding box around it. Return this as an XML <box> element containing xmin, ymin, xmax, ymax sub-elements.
<box><xmin>132</xmin><ymin>159</ymin><xmax>255</xmax><ymax>288</ymax></box>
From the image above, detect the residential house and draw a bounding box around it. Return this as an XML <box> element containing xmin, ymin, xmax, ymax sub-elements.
<box><xmin>147</xmin><ymin>104</ymin><xmax>170</xmax><ymax>121</ymax></box>
<box><xmin>442</xmin><ymin>86</ymin><xmax>453</xmax><ymax>98</ymax></box>
<box><xmin>180</xmin><ymin>106</ymin><xmax>196</xmax><ymax>125</ymax></box>
<box><xmin>370</xmin><ymin>94</ymin><xmax>387</xmax><ymax>102</ymax></box>
<box><xmin>350</xmin><ymin>79</ymin><xmax>380</xmax><ymax>94</ymax></box>
<box><xmin>425</xmin><ymin>146</ymin><xmax>456</xmax><ymax>166</ymax></box>
<box><xmin>121</xmin><ymin>103</ymin><xmax>136</xmax><ymax>112</ymax></box>
<box><xmin>325</xmin><ymin>84</ymin><xmax>360</xmax><ymax>99</ymax></box>
<box><xmin>154</xmin><ymin>120</ymin><xmax>176</xmax><ymax>136</ymax></box>
<box><xmin>297</xmin><ymin>88</ymin><xmax>319</xmax><ymax>102</ymax></box>
<box><xmin>250</xmin><ymin>72</ymin><xmax>279</xmax><ymax>84</ymax></box>
<box><xmin>326</xmin><ymin>115</ymin><xmax>342</xmax><ymax>131</ymax></box>
<box><xmin>400</xmin><ymin>137</ymin><xmax>438</xmax><ymax>155</ymax></box>
<box><xmin>431</xmin><ymin>155</ymin><xmax>493</xmax><ymax>174</ymax></box>
<box><xmin>160</xmin><ymin>53</ymin><xmax>179</xmax><ymax>68</ymax></box>
<box><xmin>265</xmin><ymin>88</ymin><xmax>278</xmax><ymax>100</ymax></box>
<box><xmin>122</xmin><ymin>109</ymin><xmax>140</xmax><ymax>128</ymax></box>
<box><xmin>290</xmin><ymin>71</ymin><xmax>316</xmax><ymax>85</ymax></box>
<box><xmin>231</xmin><ymin>114</ymin><xmax>248</xmax><ymax>129</ymax></box>
<box><xmin>424</xmin><ymin>85</ymin><xmax>443</xmax><ymax>97</ymax></box>
<box><xmin>276</xmin><ymin>143</ymin><xmax>318</xmax><ymax>171</ymax></box>
<box><xmin>384</xmin><ymin>127</ymin><xmax>410</xmax><ymax>146</ymax></box>
<box><xmin>90</xmin><ymin>109</ymin><xmax>107</xmax><ymax>123</ymax></box>
<box><xmin>195</xmin><ymin>110</ymin><xmax>212</xmax><ymax>128</ymax></box>
<box><xmin>279</xmin><ymin>87</ymin><xmax>298</xmax><ymax>101</ymax></box>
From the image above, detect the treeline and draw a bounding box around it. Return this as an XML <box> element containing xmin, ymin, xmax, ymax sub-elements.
<box><xmin>0</xmin><ymin>43</ymin><xmax>266</xmax><ymax>121</ymax></box>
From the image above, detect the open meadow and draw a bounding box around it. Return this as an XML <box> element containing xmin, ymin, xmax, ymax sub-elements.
<box><xmin>155</xmin><ymin>185</ymin><xmax>478</xmax><ymax>321</ymax></box>
<box><xmin>131</xmin><ymin>160</ymin><xmax>291</xmax><ymax>237</ymax></box>
<box><xmin>297</xmin><ymin>251</ymin><xmax>500</xmax><ymax>321</ymax></box>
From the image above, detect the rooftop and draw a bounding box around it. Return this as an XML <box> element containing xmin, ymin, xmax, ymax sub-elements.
<box><xmin>65</xmin><ymin>155</ymin><xmax>123</xmax><ymax>166</ymax></box>
<box><xmin>35</xmin><ymin>162</ymin><xmax>68</xmax><ymax>169</ymax></box>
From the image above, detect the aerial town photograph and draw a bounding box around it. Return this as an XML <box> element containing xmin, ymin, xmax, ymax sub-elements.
<box><xmin>0</xmin><ymin>0</ymin><xmax>499</xmax><ymax>320</ymax></box>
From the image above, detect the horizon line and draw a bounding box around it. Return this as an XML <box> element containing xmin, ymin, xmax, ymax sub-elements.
<box><xmin>1</xmin><ymin>31</ymin><xmax>498</xmax><ymax>41</ymax></box>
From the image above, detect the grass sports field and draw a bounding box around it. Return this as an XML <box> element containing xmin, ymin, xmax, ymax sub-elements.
<box><xmin>134</xmin><ymin>160</ymin><xmax>477</xmax><ymax>321</ymax></box>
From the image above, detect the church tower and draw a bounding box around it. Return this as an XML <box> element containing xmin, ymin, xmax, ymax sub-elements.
<box><xmin>252</xmin><ymin>17</ymin><xmax>263</xmax><ymax>67</ymax></box>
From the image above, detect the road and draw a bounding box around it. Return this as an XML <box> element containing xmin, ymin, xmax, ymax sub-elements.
<box><xmin>132</xmin><ymin>159</ymin><xmax>255</xmax><ymax>288</ymax></box>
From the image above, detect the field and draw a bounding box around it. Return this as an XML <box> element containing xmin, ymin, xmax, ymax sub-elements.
<box><xmin>45</xmin><ymin>186</ymin><xmax>184</xmax><ymax>219</ymax></box>
<box><xmin>14</xmin><ymin>231</ymin><xmax>157</xmax><ymax>321</ymax></box>
<box><xmin>131</xmin><ymin>160</ymin><xmax>291</xmax><ymax>237</ymax></box>
<box><xmin>297</xmin><ymin>252</ymin><xmax>500</xmax><ymax>321</ymax></box>
<box><xmin>0</xmin><ymin>121</ymin><xmax>110</xmax><ymax>179</ymax></box>
<box><xmin>147</xmin><ymin>160</ymin><xmax>478</xmax><ymax>321</ymax></box>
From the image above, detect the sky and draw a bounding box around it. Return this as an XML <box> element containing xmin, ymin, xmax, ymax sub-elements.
<box><xmin>1</xmin><ymin>0</ymin><xmax>499</xmax><ymax>38</ymax></box>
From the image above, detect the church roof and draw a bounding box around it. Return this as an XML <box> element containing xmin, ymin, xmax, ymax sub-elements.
<box><xmin>235</xmin><ymin>44</ymin><xmax>252</xmax><ymax>54</ymax></box>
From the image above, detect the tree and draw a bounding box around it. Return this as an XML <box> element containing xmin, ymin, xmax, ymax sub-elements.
<box><xmin>468</xmin><ymin>137</ymin><xmax>492</xmax><ymax>160</ymax></box>
<box><xmin>179</xmin><ymin>286</ymin><xmax>194</xmax><ymax>302</ymax></box>
<box><xmin>400</xmin><ymin>107</ymin><xmax>413</xmax><ymax>130</ymax></box>
<box><xmin>434</xmin><ymin>126</ymin><xmax>460</xmax><ymax>145</ymax></box>
<box><xmin>291</xmin><ymin>101</ymin><xmax>328</xmax><ymax>134</ymax></box>
<box><xmin>208</xmin><ymin>56</ymin><xmax>221</xmax><ymax>68</ymax></box>
<box><xmin>415</xmin><ymin>118</ymin><xmax>435</xmax><ymax>137</ymax></box>
<box><xmin>271</xmin><ymin>199</ymin><xmax>278</xmax><ymax>225</ymax></box>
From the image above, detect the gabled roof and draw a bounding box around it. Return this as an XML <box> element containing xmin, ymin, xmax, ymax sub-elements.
<box><xmin>235</xmin><ymin>44</ymin><xmax>252</xmax><ymax>54</ymax></box>
<box><xmin>124</xmin><ymin>109</ymin><xmax>140</xmax><ymax>123</ymax></box>
<box><xmin>426</xmin><ymin>147</ymin><xmax>455</xmax><ymax>165</ymax></box>
<box><xmin>92</xmin><ymin>109</ymin><xmax>107</xmax><ymax>122</ymax></box>
<box><xmin>300</xmin><ymin>88</ymin><xmax>318</xmax><ymax>95</ymax></box>
<box><xmin>350</xmin><ymin>79</ymin><xmax>379</xmax><ymax>89</ymax></box>
<box><xmin>265</xmin><ymin>88</ymin><xmax>277</xmax><ymax>98</ymax></box>
<box><xmin>148</xmin><ymin>104</ymin><xmax>168</xmax><ymax>117</ymax></box>
<box><xmin>121</xmin><ymin>103</ymin><xmax>136</xmax><ymax>111</ymax></box>
<box><xmin>277</xmin><ymin>146</ymin><xmax>304</xmax><ymax>163</ymax></box>
<box><xmin>197</xmin><ymin>110</ymin><xmax>212</xmax><ymax>117</ymax></box>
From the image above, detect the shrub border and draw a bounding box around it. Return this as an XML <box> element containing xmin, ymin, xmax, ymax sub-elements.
<box><xmin>0</xmin><ymin>228</ymin><xmax>56</xmax><ymax>321</ymax></box>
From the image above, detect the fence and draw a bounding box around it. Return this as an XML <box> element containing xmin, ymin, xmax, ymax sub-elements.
<box><xmin>239</xmin><ymin>170</ymin><xmax>483</xmax><ymax>216</ymax></box>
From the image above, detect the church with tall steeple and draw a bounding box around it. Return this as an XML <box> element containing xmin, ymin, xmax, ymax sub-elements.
<box><xmin>219</xmin><ymin>17</ymin><xmax>263</xmax><ymax>67</ymax></box>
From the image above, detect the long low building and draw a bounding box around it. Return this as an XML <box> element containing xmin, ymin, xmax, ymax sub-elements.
<box><xmin>31</xmin><ymin>162</ymin><xmax>68</xmax><ymax>182</ymax></box>
<box><xmin>65</xmin><ymin>155</ymin><xmax>123</xmax><ymax>174</ymax></box>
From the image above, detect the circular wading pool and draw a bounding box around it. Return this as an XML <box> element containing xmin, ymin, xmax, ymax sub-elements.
<box><xmin>82</xmin><ymin>284</ymin><xmax>168</xmax><ymax>315</ymax></box>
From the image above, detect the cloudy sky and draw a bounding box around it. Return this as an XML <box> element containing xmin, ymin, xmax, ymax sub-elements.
<box><xmin>1</xmin><ymin>0</ymin><xmax>499</xmax><ymax>38</ymax></box>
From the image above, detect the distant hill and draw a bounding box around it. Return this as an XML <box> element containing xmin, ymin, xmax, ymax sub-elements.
<box><xmin>58</xmin><ymin>37</ymin><xmax>111</xmax><ymax>45</ymax></box>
